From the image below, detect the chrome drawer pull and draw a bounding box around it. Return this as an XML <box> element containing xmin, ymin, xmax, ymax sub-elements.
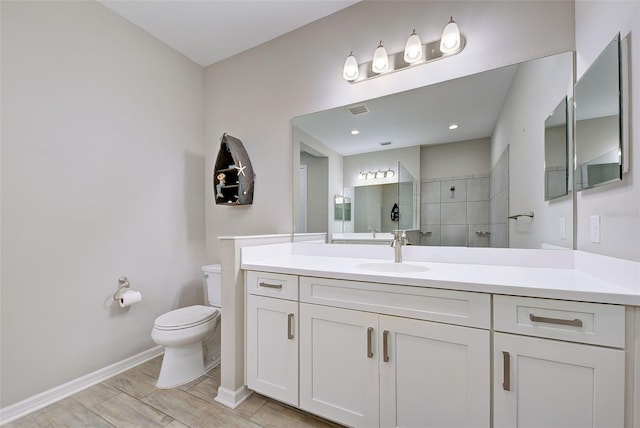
<box><xmin>529</xmin><ymin>313</ymin><xmax>583</xmax><ymax>327</ymax></box>
<box><xmin>502</xmin><ymin>351</ymin><xmax>510</xmax><ymax>391</ymax></box>
<box><xmin>287</xmin><ymin>313</ymin><xmax>294</xmax><ymax>340</ymax></box>
<box><xmin>367</xmin><ymin>327</ymin><xmax>374</xmax><ymax>358</ymax></box>
<box><xmin>258</xmin><ymin>282</ymin><xmax>283</xmax><ymax>289</ymax></box>
<box><xmin>383</xmin><ymin>330</ymin><xmax>390</xmax><ymax>363</ymax></box>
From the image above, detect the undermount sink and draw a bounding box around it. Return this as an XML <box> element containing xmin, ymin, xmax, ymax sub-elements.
<box><xmin>357</xmin><ymin>262</ymin><xmax>430</xmax><ymax>274</ymax></box>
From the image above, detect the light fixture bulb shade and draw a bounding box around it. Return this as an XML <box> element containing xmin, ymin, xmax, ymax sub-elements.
<box><xmin>343</xmin><ymin>52</ymin><xmax>359</xmax><ymax>81</ymax></box>
<box><xmin>440</xmin><ymin>17</ymin><xmax>461</xmax><ymax>54</ymax></box>
<box><xmin>371</xmin><ymin>41</ymin><xmax>389</xmax><ymax>74</ymax></box>
<box><xmin>404</xmin><ymin>30</ymin><xmax>423</xmax><ymax>63</ymax></box>
<box><xmin>386</xmin><ymin>169</ymin><xmax>395</xmax><ymax>178</ymax></box>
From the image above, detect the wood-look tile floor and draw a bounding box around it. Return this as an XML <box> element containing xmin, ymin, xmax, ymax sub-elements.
<box><xmin>5</xmin><ymin>356</ymin><xmax>345</xmax><ymax>428</ymax></box>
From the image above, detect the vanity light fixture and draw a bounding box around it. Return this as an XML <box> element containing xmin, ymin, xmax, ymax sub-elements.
<box><xmin>385</xmin><ymin>169</ymin><xmax>395</xmax><ymax>178</ymax></box>
<box><xmin>404</xmin><ymin>30</ymin><xmax>423</xmax><ymax>63</ymax></box>
<box><xmin>343</xmin><ymin>51</ymin><xmax>359</xmax><ymax>81</ymax></box>
<box><xmin>366</xmin><ymin>171</ymin><xmax>376</xmax><ymax>180</ymax></box>
<box><xmin>350</xmin><ymin>129</ymin><xmax>360</xmax><ymax>135</ymax></box>
<box><xmin>375</xmin><ymin>170</ymin><xmax>386</xmax><ymax>179</ymax></box>
<box><xmin>342</xmin><ymin>16</ymin><xmax>465</xmax><ymax>83</ymax></box>
<box><xmin>448</xmin><ymin>123</ymin><xmax>459</xmax><ymax>130</ymax></box>
<box><xmin>440</xmin><ymin>17</ymin><xmax>461</xmax><ymax>53</ymax></box>
<box><xmin>371</xmin><ymin>41</ymin><xmax>389</xmax><ymax>74</ymax></box>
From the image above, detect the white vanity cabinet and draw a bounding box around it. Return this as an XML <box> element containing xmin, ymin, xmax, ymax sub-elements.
<box><xmin>493</xmin><ymin>295</ymin><xmax>626</xmax><ymax>428</ymax></box>
<box><xmin>245</xmin><ymin>271</ymin><xmax>299</xmax><ymax>406</ymax></box>
<box><xmin>244</xmin><ymin>268</ymin><xmax>633</xmax><ymax>428</ymax></box>
<box><xmin>299</xmin><ymin>276</ymin><xmax>491</xmax><ymax>428</ymax></box>
<box><xmin>299</xmin><ymin>303</ymin><xmax>380</xmax><ymax>427</ymax></box>
<box><xmin>378</xmin><ymin>315</ymin><xmax>489</xmax><ymax>428</ymax></box>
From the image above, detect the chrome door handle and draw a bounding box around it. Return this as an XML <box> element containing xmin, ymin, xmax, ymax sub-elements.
<box><xmin>367</xmin><ymin>327</ymin><xmax>374</xmax><ymax>358</ymax></box>
<box><xmin>502</xmin><ymin>351</ymin><xmax>511</xmax><ymax>391</ymax></box>
<box><xmin>287</xmin><ymin>313</ymin><xmax>294</xmax><ymax>340</ymax></box>
<box><xmin>258</xmin><ymin>282</ymin><xmax>282</xmax><ymax>289</ymax></box>
<box><xmin>383</xmin><ymin>330</ymin><xmax>390</xmax><ymax>362</ymax></box>
<box><xmin>529</xmin><ymin>313</ymin><xmax>583</xmax><ymax>327</ymax></box>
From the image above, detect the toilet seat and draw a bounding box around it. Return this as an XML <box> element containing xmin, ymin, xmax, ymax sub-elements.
<box><xmin>154</xmin><ymin>305</ymin><xmax>219</xmax><ymax>331</ymax></box>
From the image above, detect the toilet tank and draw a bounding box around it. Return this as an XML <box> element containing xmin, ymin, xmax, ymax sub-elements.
<box><xmin>202</xmin><ymin>264</ymin><xmax>221</xmax><ymax>308</ymax></box>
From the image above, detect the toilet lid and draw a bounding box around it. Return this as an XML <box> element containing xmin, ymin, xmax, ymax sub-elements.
<box><xmin>154</xmin><ymin>305</ymin><xmax>219</xmax><ymax>330</ymax></box>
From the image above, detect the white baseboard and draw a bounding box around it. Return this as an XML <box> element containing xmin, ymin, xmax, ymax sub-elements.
<box><xmin>0</xmin><ymin>346</ymin><xmax>164</xmax><ymax>426</ymax></box>
<box><xmin>214</xmin><ymin>385</ymin><xmax>253</xmax><ymax>409</ymax></box>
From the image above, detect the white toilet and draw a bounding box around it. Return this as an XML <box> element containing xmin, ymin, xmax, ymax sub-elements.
<box><xmin>151</xmin><ymin>264</ymin><xmax>222</xmax><ymax>388</ymax></box>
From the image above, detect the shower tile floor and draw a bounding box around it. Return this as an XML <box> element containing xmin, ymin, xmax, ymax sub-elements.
<box><xmin>5</xmin><ymin>356</ymin><xmax>344</xmax><ymax>428</ymax></box>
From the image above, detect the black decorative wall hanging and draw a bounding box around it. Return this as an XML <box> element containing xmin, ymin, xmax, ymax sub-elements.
<box><xmin>213</xmin><ymin>133</ymin><xmax>255</xmax><ymax>205</ymax></box>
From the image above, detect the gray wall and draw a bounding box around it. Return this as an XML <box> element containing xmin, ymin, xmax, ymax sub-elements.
<box><xmin>1</xmin><ymin>1</ymin><xmax>206</xmax><ymax>407</ymax></box>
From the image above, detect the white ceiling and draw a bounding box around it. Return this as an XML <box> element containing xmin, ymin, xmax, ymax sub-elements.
<box><xmin>294</xmin><ymin>64</ymin><xmax>519</xmax><ymax>156</ymax></box>
<box><xmin>99</xmin><ymin>0</ymin><xmax>359</xmax><ymax>67</ymax></box>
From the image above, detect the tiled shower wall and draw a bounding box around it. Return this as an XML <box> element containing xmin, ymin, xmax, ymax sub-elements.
<box><xmin>420</xmin><ymin>175</ymin><xmax>491</xmax><ymax>246</ymax></box>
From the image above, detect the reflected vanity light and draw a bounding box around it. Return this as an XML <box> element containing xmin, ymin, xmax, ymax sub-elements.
<box><xmin>350</xmin><ymin>129</ymin><xmax>360</xmax><ymax>135</ymax></box>
<box><xmin>342</xmin><ymin>16</ymin><xmax>465</xmax><ymax>83</ymax></box>
<box><xmin>448</xmin><ymin>123</ymin><xmax>459</xmax><ymax>130</ymax></box>
<box><xmin>359</xmin><ymin>169</ymin><xmax>396</xmax><ymax>180</ymax></box>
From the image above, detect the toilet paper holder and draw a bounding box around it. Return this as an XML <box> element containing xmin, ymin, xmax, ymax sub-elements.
<box><xmin>113</xmin><ymin>277</ymin><xmax>131</xmax><ymax>301</ymax></box>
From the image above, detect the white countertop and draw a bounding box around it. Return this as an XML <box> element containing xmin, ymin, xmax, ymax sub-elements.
<box><xmin>241</xmin><ymin>243</ymin><xmax>640</xmax><ymax>306</ymax></box>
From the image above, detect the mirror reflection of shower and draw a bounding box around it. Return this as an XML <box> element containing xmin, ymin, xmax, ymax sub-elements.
<box><xmin>338</xmin><ymin>161</ymin><xmax>421</xmax><ymax>244</ymax></box>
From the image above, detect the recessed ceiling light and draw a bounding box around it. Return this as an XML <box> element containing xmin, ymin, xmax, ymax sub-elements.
<box><xmin>351</xmin><ymin>130</ymin><xmax>360</xmax><ymax>135</ymax></box>
<box><xmin>448</xmin><ymin>123</ymin><xmax>459</xmax><ymax>130</ymax></box>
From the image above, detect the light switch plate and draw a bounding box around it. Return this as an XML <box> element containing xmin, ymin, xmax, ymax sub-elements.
<box><xmin>590</xmin><ymin>215</ymin><xmax>600</xmax><ymax>243</ymax></box>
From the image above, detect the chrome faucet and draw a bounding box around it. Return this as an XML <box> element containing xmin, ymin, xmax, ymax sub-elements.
<box><xmin>391</xmin><ymin>230</ymin><xmax>407</xmax><ymax>263</ymax></box>
<box><xmin>371</xmin><ymin>228</ymin><xmax>378</xmax><ymax>238</ymax></box>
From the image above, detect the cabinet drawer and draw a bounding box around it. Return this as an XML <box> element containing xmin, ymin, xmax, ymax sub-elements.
<box><xmin>300</xmin><ymin>276</ymin><xmax>490</xmax><ymax>329</ymax></box>
<box><xmin>493</xmin><ymin>295</ymin><xmax>625</xmax><ymax>348</ymax></box>
<box><xmin>246</xmin><ymin>271</ymin><xmax>298</xmax><ymax>301</ymax></box>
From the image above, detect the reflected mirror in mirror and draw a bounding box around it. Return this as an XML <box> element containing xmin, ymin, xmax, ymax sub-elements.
<box><xmin>575</xmin><ymin>35</ymin><xmax>622</xmax><ymax>191</ymax></box>
<box><xmin>293</xmin><ymin>51</ymin><xmax>574</xmax><ymax>250</ymax></box>
<box><xmin>346</xmin><ymin>161</ymin><xmax>418</xmax><ymax>235</ymax></box>
<box><xmin>544</xmin><ymin>96</ymin><xmax>570</xmax><ymax>201</ymax></box>
<box><xmin>334</xmin><ymin>195</ymin><xmax>351</xmax><ymax>221</ymax></box>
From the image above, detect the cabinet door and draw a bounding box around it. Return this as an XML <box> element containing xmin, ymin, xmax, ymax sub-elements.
<box><xmin>300</xmin><ymin>303</ymin><xmax>379</xmax><ymax>427</ymax></box>
<box><xmin>379</xmin><ymin>315</ymin><xmax>490</xmax><ymax>428</ymax></box>
<box><xmin>494</xmin><ymin>332</ymin><xmax>625</xmax><ymax>428</ymax></box>
<box><xmin>246</xmin><ymin>295</ymin><xmax>298</xmax><ymax>406</ymax></box>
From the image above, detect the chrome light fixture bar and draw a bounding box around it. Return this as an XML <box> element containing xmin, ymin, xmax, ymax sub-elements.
<box><xmin>343</xmin><ymin>17</ymin><xmax>465</xmax><ymax>83</ymax></box>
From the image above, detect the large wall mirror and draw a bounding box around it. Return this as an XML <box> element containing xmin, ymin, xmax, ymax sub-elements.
<box><xmin>293</xmin><ymin>51</ymin><xmax>574</xmax><ymax>250</ymax></box>
<box><xmin>575</xmin><ymin>35</ymin><xmax>623</xmax><ymax>191</ymax></box>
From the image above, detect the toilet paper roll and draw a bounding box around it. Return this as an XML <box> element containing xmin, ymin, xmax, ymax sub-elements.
<box><xmin>119</xmin><ymin>290</ymin><xmax>142</xmax><ymax>308</ymax></box>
